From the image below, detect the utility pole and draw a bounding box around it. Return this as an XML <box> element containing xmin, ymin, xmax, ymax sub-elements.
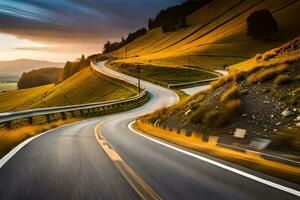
<box><xmin>137</xmin><ymin>63</ymin><xmax>141</xmax><ymax>94</ymax></box>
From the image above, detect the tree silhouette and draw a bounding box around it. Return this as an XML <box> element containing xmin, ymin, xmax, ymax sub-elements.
<box><xmin>247</xmin><ymin>9</ymin><xmax>278</xmax><ymax>39</ymax></box>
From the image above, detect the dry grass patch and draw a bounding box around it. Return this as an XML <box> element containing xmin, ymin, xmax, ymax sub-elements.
<box><xmin>211</xmin><ymin>75</ymin><xmax>232</xmax><ymax>89</ymax></box>
<box><xmin>190</xmin><ymin>104</ymin><xmax>210</xmax><ymax>123</ymax></box>
<box><xmin>225</xmin><ymin>99</ymin><xmax>241</xmax><ymax>113</ymax></box>
<box><xmin>220</xmin><ymin>85</ymin><xmax>240</xmax><ymax>103</ymax></box>
<box><xmin>274</xmin><ymin>74</ymin><xmax>291</xmax><ymax>86</ymax></box>
<box><xmin>291</xmin><ymin>87</ymin><xmax>300</xmax><ymax>105</ymax></box>
<box><xmin>0</xmin><ymin>118</ymin><xmax>79</xmax><ymax>157</ymax></box>
<box><xmin>247</xmin><ymin>68</ymin><xmax>277</xmax><ymax>84</ymax></box>
<box><xmin>247</xmin><ymin>63</ymin><xmax>290</xmax><ymax>85</ymax></box>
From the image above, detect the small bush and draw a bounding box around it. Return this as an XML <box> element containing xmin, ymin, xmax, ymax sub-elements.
<box><xmin>220</xmin><ymin>85</ymin><xmax>240</xmax><ymax>103</ymax></box>
<box><xmin>276</xmin><ymin>63</ymin><xmax>288</xmax><ymax>73</ymax></box>
<box><xmin>274</xmin><ymin>74</ymin><xmax>291</xmax><ymax>86</ymax></box>
<box><xmin>262</xmin><ymin>52</ymin><xmax>277</xmax><ymax>61</ymax></box>
<box><xmin>231</xmin><ymin>71</ymin><xmax>246</xmax><ymax>82</ymax></box>
<box><xmin>247</xmin><ymin>68</ymin><xmax>278</xmax><ymax>84</ymax></box>
<box><xmin>211</xmin><ymin>75</ymin><xmax>232</xmax><ymax>89</ymax></box>
<box><xmin>271</xmin><ymin>128</ymin><xmax>300</xmax><ymax>151</ymax></box>
<box><xmin>203</xmin><ymin>110</ymin><xmax>231</xmax><ymax>127</ymax></box>
<box><xmin>291</xmin><ymin>87</ymin><xmax>300</xmax><ymax>105</ymax></box>
<box><xmin>255</xmin><ymin>54</ymin><xmax>262</xmax><ymax>60</ymax></box>
<box><xmin>190</xmin><ymin>104</ymin><xmax>210</xmax><ymax>123</ymax></box>
<box><xmin>247</xmin><ymin>65</ymin><xmax>264</xmax><ymax>75</ymax></box>
<box><xmin>225</xmin><ymin>99</ymin><xmax>241</xmax><ymax>113</ymax></box>
<box><xmin>203</xmin><ymin>109</ymin><xmax>221</xmax><ymax>126</ymax></box>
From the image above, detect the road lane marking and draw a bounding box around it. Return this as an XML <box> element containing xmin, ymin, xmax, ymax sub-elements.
<box><xmin>128</xmin><ymin>121</ymin><xmax>300</xmax><ymax>197</ymax></box>
<box><xmin>95</xmin><ymin>122</ymin><xmax>161</xmax><ymax>200</ymax></box>
<box><xmin>0</xmin><ymin>120</ymin><xmax>83</xmax><ymax>169</ymax></box>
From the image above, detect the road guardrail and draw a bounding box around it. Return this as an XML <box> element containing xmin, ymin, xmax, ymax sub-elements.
<box><xmin>0</xmin><ymin>61</ymin><xmax>149</xmax><ymax>129</ymax></box>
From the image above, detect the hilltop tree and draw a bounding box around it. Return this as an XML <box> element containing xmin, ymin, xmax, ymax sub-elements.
<box><xmin>103</xmin><ymin>28</ymin><xmax>147</xmax><ymax>53</ymax></box>
<box><xmin>18</xmin><ymin>68</ymin><xmax>62</xmax><ymax>89</ymax></box>
<box><xmin>247</xmin><ymin>9</ymin><xmax>278</xmax><ymax>39</ymax></box>
<box><xmin>148</xmin><ymin>18</ymin><xmax>154</xmax><ymax>30</ymax></box>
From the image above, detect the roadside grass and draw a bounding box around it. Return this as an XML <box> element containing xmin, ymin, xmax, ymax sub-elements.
<box><xmin>109</xmin><ymin>62</ymin><xmax>218</xmax><ymax>86</ymax></box>
<box><xmin>0</xmin><ymin>118</ymin><xmax>79</xmax><ymax>158</ymax></box>
<box><xmin>135</xmin><ymin>120</ymin><xmax>300</xmax><ymax>184</ymax></box>
<box><xmin>0</xmin><ymin>67</ymin><xmax>136</xmax><ymax>112</ymax></box>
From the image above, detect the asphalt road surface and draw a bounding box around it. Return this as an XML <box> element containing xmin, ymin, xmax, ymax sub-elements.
<box><xmin>0</xmin><ymin>61</ymin><xmax>299</xmax><ymax>200</ymax></box>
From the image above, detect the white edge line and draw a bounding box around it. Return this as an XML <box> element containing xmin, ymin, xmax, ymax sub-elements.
<box><xmin>128</xmin><ymin>121</ymin><xmax>300</xmax><ymax>197</ymax></box>
<box><xmin>0</xmin><ymin>120</ymin><xmax>83</xmax><ymax>169</ymax></box>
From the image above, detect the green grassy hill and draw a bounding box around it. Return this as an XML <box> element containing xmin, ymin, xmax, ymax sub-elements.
<box><xmin>110</xmin><ymin>0</ymin><xmax>300</xmax><ymax>70</ymax></box>
<box><xmin>0</xmin><ymin>67</ymin><xmax>136</xmax><ymax>112</ymax></box>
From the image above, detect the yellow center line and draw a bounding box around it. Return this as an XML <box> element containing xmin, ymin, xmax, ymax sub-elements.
<box><xmin>94</xmin><ymin>121</ymin><xmax>162</xmax><ymax>200</ymax></box>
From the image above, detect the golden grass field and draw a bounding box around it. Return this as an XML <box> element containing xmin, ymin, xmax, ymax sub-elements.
<box><xmin>110</xmin><ymin>0</ymin><xmax>300</xmax><ymax>70</ymax></box>
<box><xmin>135</xmin><ymin>120</ymin><xmax>300</xmax><ymax>183</ymax></box>
<box><xmin>0</xmin><ymin>67</ymin><xmax>137</xmax><ymax>112</ymax></box>
<box><xmin>0</xmin><ymin>118</ymin><xmax>79</xmax><ymax>157</ymax></box>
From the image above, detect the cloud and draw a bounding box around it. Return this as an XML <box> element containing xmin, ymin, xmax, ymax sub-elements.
<box><xmin>0</xmin><ymin>0</ymin><xmax>181</xmax><ymax>44</ymax></box>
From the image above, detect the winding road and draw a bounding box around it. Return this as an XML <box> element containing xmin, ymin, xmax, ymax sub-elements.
<box><xmin>0</xmin><ymin>61</ymin><xmax>299</xmax><ymax>199</ymax></box>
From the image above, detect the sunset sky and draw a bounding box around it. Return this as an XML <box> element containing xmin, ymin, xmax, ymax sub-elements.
<box><xmin>0</xmin><ymin>0</ymin><xmax>180</xmax><ymax>62</ymax></box>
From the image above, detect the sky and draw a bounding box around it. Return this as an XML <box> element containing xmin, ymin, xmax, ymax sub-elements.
<box><xmin>0</xmin><ymin>0</ymin><xmax>181</xmax><ymax>62</ymax></box>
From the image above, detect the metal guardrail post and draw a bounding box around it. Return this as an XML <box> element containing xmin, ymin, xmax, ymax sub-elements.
<box><xmin>61</xmin><ymin>112</ymin><xmax>66</xmax><ymax>120</ymax></box>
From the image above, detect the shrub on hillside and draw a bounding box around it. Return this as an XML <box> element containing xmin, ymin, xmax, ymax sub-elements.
<box><xmin>202</xmin><ymin>109</ymin><xmax>231</xmax><ymax>128</ymax></box>
<box><xmin>18</xmin><ymin>67</ymin><xmax>62</xmax><ymax>89</ymax></box>
<box><xmin>262</xmin><ymin>51</ymin><xmax>277</xmax><ymax>61</ymax></box>
<box><xmin>247</xmin><ymin>9</ymin><xmax>278</xmax><ymax>39</ymax></box>
<box><xmin>291</xmin><ymin>87</ymin><xmax>300</xmax><ymax>105</ymax></box>
<box><xmin>274</xmin><ymin>74</ymin><xmax>291</xmax><ymax>86</ymax></box>
<box><xmin>231</xmin><ymin>71</ymin><xmax>246</xmax><ymax>82</ymax></box>
<box><xmin>211</xmin><ymin>75</ymin><xmax>232</xmax><ymax>89</ymax></box>
<box><xmin>220</xmin><ymin>85</ymin><xmax>240</xmax><ymax>103</ymax></box>
<box><xmin>271</xmin><ymin>128</ymin><xmax>300</xmax><ymax>151</ymax></box>
<box><xmin>190</xmin><ymin>104</ymin><xmax>210</xmax><ymax>123</ymax></box>
<box><xmin>276</xmin><ymin>63</ymin><xmax>288</xmax><ymax>73</ymax></box>
<box><xmin>225</xmin><ymin>99</ymin><xmax>241</xmax><ymax>113</ymax></box>
<box><xmin>247</xmin><ymin>68</ymin><xmax>278</xmax><ymax>84</ymax></box>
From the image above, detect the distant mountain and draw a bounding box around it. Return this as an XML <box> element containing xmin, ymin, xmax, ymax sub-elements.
<box><xmin>0</xmin><ymin>59</ymin><xmax>64</xmax><ymax>76</ymax></box>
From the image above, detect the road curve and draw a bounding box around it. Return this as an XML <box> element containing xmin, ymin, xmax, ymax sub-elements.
<box><xmin>0</xmin><ymin>61</ymin><xmax>299</xmax><ymax>199</ymax></box>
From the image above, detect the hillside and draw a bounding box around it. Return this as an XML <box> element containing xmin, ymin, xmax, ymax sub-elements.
<box><xmin>140</xmin><ymin>37</ymin><xmax>300</xmax><ymax>154</ymax></box>
<box><xmin>0</xmin><ymin>67</ymin><xmax>137</xmax><ymax>112</ymax></box>
<box><xmin>0</xmin><ymin>59</ymin><xmax>64</xmax><ymax>76</ymax></box>
<box><xmin>110</xmin><ymin>0</ymin><xmax>300</xmax><ymax>70</ymax></box>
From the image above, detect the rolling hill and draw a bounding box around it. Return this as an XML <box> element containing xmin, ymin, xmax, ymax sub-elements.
<box><xmin>110</xmin><ymin>0</ymin><xmax>300</xmax><ymax>70</ymax></box>
<box><xmin>0</xmin><ymin>59</ymin><xmax>64</xmax><ymax>76</ymax></box>
<box><xmin>0</xmin><ymin>66</ymin><xmax>137</xmax><ymax>112</ymax></box>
